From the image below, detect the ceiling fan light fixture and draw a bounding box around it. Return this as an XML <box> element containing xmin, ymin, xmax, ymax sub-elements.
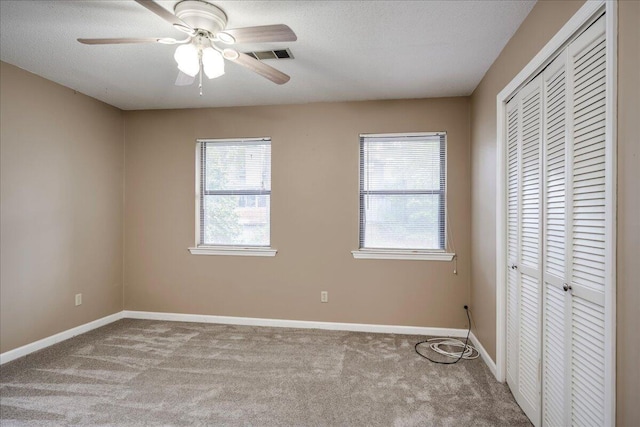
<box><xmin>202</xmin><ymin>47</ymin><xmax>225</xmax><ymax>79</ymax></box>
<box><xmin>174</xmin><ymin>43</ymin><xmax>199</xmax><ymax>77</ymax></box>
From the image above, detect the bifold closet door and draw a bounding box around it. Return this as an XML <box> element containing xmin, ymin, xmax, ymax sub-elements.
<box><xmin>566</xmin><ymin>15</ymin><xmax>608</xmax><ymax>426</ymax></box>
<box><xmin>505</xmin><ymin>96</ymin><xmax>520</xmax><ymax>396</ymax></box>
<box><xmin>507</xmin><ymin>13</ymin><xmax>610</xmax><ymax>427</ymax></box>
<box><xmin>538</xmin><ymin>14</ymin><xmax>609</xmax><ymax>427</ymax></box>
<box><xmin>541</xmin><ymin>50</ymin><xmax>570</xmax><ymax>427</ymax></box>
<box><xmin>506</xmin><ymin>75</ymin><xmax>544</xmax><ymax>427</ymax></box>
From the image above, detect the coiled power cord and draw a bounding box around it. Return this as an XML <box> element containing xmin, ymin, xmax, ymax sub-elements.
<box><xmin>415</xmin><ymin>306</ymin><xmax>478</xmax><ymax>364</ymax></box>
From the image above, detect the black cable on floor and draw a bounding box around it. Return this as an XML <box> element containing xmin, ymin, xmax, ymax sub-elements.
<box><xmin>415</xmin><ymin>305</ymin><xmax>472</xmax><ymax>365</ymax></box>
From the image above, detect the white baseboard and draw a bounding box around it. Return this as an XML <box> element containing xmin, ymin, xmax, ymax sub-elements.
<box><xmin>123</xmin><ymin>310</ymin><xmax>468</xmax><ymax>338</ymax></box>
<box><xmin>0</xmin><ymin>311</ymin><xmax>124</xmax><ymax>365</ymax></box>
<box><xmin>1</xmin><ymin>309</ymin><xmax>468</xmax><ymax>366</ymax></box>
<box><xmin>469</xmin><ymin>331</ymin><xmax>497</xmax><ymax>378</ymax></box>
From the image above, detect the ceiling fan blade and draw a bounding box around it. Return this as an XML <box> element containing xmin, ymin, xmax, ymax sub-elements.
<box><xmin>78</xmin><ymin>37</ymin><xmax>179</xmax><ymax>45</ymax></box>
<box><xmin>134</xmin><ymin>0</ymin><xmax>194</xmax><ymax>34</ymax></box>
<box><xmin>218</xmin><ymin>24</ymin><xmax>297</xmax><ymax>44</ymax></box>
<box><xmin>175</xmin><ymin>71</ymin><xmax>196</xmax><ymax>86</ymax></box>
<box><xmin>224</xmin><ymin>49</ymin><xmax>290</xmax><ymax>85</ymax></box>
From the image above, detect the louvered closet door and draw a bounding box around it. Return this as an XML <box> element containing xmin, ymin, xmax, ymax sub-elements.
<box><xmin>567</xmin><ymin>15</ymin><xmax>608</xmax><ymax>427</ymax></box>
<box><xmin>506</xmin><ymin>95</ymin><xmax>520</xmax><ymax>393</ymax></box>
<box><xmin>541</xmin><ymin>51</ymin><xmax>570</xmax><ymax>427</ymax></box>
<box><xmin>506</xmin><ymin>13</ymin><xmax>611</xmax><ymax>427</ymax></box>
<box><xmin>516</xmin><ymin>75</ymin><xmax>543</xmax><ymax>427</ymax></box>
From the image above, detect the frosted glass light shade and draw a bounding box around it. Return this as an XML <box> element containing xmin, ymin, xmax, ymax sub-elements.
<box><xmin>202</xmin><ymin>47</ymin><xmax>225</xmax><ymax>79</ymax></box>
<box><xmin>174</xmin><ymin>44</ymin><xmax>199</xmax><ymax>77</ymax></box>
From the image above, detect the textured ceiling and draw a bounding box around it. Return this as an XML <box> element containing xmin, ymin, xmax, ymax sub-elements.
<box><xmin>0</xmin><ymin>0</ymin><xmax>535</xmax><ymax>110</ymax></box>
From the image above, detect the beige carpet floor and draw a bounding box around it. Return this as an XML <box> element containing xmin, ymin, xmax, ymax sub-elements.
<box><xmin>0</xmin><ymin>319</ymin><xmax>530</xmax><ymax>426</ymax></box>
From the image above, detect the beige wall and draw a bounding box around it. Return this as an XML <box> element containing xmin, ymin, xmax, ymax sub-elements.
<box><xmin>469</xmin><ymin>0</ymin><xmax>640</xmax><ymax>424</ymax></box>
<box><xmin>616</xmin><ymin>1</ymin><xmax>639</xmax><ymax>424</ymax></box>
<box><xmin>124</xmin><ymin>98</ymin><xmax>471</xmax><ymax>328</ymax></box>
<box><xmin>0</xmin><ymin>62</ymin><xmax>124</xmax><ymax>353</ymax></box>
<box><xmin>469</xmin><ymin>0</ymin><xmax>585</xmax><ymax>361</ymax></box>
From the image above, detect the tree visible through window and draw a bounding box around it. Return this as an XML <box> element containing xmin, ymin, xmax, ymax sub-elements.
<box><xmin>197</xmin><ymin>138</ymin><xmax>271</xmax><ymax>247</ymax></box>
<box><xmin>359</xmin><ymin>133</ymin><xmax>446</xmax><ymax>250</ymax></box>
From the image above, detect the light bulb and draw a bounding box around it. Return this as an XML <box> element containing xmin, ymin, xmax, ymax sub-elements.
<box><xmin>174</xmin><ymin>44</ymin><xmax>199</xmax><ymax>77</ymax></box>
<box><xmin>202</xmin><ymin>47</ymin><xmax>225</xmax><ymax>79</ymax></box>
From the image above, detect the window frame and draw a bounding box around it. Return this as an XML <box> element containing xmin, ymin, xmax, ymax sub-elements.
<box><xmin>352</xmin><ymin>132</ymin><xmax>455</xmax><ymax>261</ymax></box>
<box><xmin>188</xmin><ymin>138</ymin><xmax>277</xmax><ymax>257</ymax></box>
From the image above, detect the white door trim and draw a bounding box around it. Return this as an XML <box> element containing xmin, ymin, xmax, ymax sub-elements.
<box><xmin>603</xmin><ymin>4</ymin><xmax>618</xmax><ymax>425</ymax></box>
<box><xmin>495</xmin><ymin>0</ymin><xmax>616</xmax><ymax>425</ymax></box>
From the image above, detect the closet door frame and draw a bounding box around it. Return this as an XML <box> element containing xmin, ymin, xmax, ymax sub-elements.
<box><xmin>495</xmin><ymin>1</ymin><xmax>617</xmax><ymax>425</ymax></box>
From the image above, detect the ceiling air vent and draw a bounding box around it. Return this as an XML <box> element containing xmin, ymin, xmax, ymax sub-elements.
<box><xmin>245</xmin><ymin>49</ymin><xmax>294</xmax><ymax>60</ymax></box>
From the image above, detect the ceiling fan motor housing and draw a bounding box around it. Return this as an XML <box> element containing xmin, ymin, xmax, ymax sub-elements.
<box><xmin>174</xmin><ymin>0</ymin><xmax>227</xmax><ymax>35</ymax></box>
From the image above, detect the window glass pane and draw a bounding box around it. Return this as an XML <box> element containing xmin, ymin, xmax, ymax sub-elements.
<box><xmin>362</xmin><ymin>139</ymin><xmax>441</xmax><ymax>192</ymax></box>
<box><xmin>205</xmin><ymin>143</ymin><xmax>271</xmax><ymax>192</ymax></box>
<box><xmin>202</xmin><ymin>195</ymin><xmax>270</xmax><ymax>246</ymax></box>
<box><xmin>362</xmin><ymin>194</ymin><xmax>442</xmax><ymax>250</ymax></box>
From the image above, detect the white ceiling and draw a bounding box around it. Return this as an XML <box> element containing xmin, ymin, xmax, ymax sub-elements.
<box><xmin>0</xmin><ymin>0</ymin><xmax>535</xmax><ymax>110</ymax></box>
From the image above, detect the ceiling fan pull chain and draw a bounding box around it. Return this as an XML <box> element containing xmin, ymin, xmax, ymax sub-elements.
<box><xmin>199</xmin><ymin>51</ymin><xmax>204</xmax><ymax>96</ymax></box>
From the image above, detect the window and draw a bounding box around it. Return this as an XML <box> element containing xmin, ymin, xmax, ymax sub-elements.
<box><xmin>353</xmin><ymin>133</ymin><xmax>454</xmax><ymax>261</ymax></box>
<box><xmin>189</xmin><ymin>138</ymin><xmax>276</xmax><ymax>256</ymax></box>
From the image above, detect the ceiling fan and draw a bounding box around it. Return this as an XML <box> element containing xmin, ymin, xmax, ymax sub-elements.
<box><xmin>78</xmin><ymin>0</ymin><xmax>297</xmax><ymax>94</ymax></box>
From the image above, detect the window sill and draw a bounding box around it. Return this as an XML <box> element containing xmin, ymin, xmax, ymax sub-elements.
<box><xmin>188</xmin><ymin>246</ymin><xmax>277</xmax><ymax>257</ymax></box>
<box><xmin>351</xmin><ymin>250</ymin><xmax>455</xmax><ymax>261</ymax></box>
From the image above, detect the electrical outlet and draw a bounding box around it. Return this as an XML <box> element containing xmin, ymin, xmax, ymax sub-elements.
<box><xmin>320</xmin><ymin>291</ymin><xmax>328</xmax><ymax>303</ymax></box>
<box><xmin>75</xmin><ymin>293</ymin><xmax>82</xmax><ymax>306</ymax></box>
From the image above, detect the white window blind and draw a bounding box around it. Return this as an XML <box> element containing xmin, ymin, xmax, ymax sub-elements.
<box><xmin>197</xmin><ymin>138</ymin><xmax>271</xmax><ymax>247</ymax></box>
<box><xmin>359</xmin><ymin>133</ymin><xmax>446</xmax><ymax>251</ymax></box>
